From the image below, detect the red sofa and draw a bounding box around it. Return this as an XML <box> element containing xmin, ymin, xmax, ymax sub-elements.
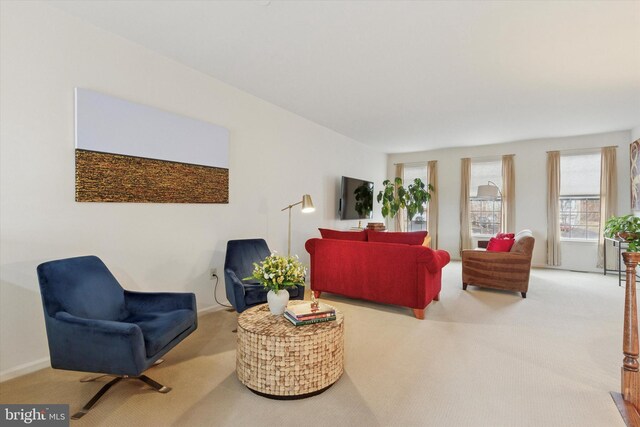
<box><xmin>305</xmin><ymin>230</ymin><xmax>450</xmax><ymax>319</ymax></box>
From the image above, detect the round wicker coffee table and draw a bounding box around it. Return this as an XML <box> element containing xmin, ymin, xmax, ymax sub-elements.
<box><xmin>236</xmin><ymin>301</ymin><xmax>344</xmax><ymax>399</ymax></box>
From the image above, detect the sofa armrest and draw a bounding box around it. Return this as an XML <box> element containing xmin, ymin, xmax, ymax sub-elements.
<box><xmin>48</xmin><ymin>311</ymin><xmax>147</xmax><ymax>375</ymax></box>
<box><xmin>305</xmin><ymin>238</ymin><xmax>319</xmax><ymax>255</ymax></box>
<box><xmin>125</xmin><ymin>290</ymin><xmax>196</xmax><ymax>313</ymax></box>
<box><xmin>416</xmin><ymin>247</ymin><xmax>451</xmax><ymax>273</ymax></box>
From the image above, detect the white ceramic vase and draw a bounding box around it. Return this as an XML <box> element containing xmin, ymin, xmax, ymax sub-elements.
<box><xmin>267</xmin><ymin>289</ymin><xmax>289</xmax><ymax>315</ymax></box>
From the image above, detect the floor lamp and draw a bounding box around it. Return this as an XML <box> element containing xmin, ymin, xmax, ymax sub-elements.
<box><xmin>477</xmin><ymin>181</ymin><xmax>502</xmax><ymax>233</ymax></box>
<box><xmin>281</xmin><ymin>194</ymin><xmax>315</xmax><ymax>256</ymax></box>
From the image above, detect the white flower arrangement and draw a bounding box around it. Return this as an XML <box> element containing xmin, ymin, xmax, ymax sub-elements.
<box><xmin>245</xmin><ymin>253</ymin><xmax>306</xmax><ymax>292</ymax></box>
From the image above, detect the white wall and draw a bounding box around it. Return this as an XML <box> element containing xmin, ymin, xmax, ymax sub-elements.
<box><xmin>388</xmin><ymin>130</ymin><xmax>633</xmax><ymax>271</ymax></box>
<box><xmin>0</xmin><ymin>2</ymin><xmax>387</xmax><ymax>380</ymax></box>
<box><xmin>632</xmin><ymin>125</ymin><xmax>640</xmax><ymax>142</ymax></box>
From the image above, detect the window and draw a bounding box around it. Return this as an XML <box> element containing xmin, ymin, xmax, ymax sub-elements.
<box><xmin>470</xmin><ymin>160</ymin><xmax>502</xmax><ymax>236</ymax></box>
<box><xmin>403</xmin><ymin>164</ymin><xmax>428</xmax><ymax>231</ymax></box>
<box><xmin>560</xmin><ymin>152</ymin><xmax>601</xmax><ymax>240</ymax></box>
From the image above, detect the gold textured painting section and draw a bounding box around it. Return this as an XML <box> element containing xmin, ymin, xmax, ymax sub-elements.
<box><xmin>236</xmin><ymin>302</ymin><xmax>344</xmax><ymax>397</ymax></box>
<box><xmin>75</xmin><ymin>149</ymin><xmax>228</xmax><ymax>203</ymax></box>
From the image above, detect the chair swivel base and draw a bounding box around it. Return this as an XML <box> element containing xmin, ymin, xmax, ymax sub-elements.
<box><xmin>72</xmin><ymin>360</ymin><xmax>170</xmax><ymax>420</ymax></box>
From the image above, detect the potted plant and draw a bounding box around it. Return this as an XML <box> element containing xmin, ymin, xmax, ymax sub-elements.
<box><xmin>604</xmin><ymin>214</ymin><xmax>640</xmax><ymax>251</ymax></box>
<box><xmin>245</xmin><ymin>253</ymin><xmax>306</xmax><ymax>315</ymax></box>
<box><xmin>376</xmin><ymin>177</ymin><xmax>433</xmax><ymax>230</ymax></box>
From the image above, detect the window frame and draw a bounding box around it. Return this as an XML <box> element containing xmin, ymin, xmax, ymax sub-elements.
<box><xmin>469</xmin><ymin>158</ymin><xmax>502</xmax><ymax>237</ymax></box>
<box><xmin>559</xmin><ymin>194</ymin><xmax>601</xmax><ymax>242</ymax></box>
<box><xmin>558</xmin><ymin>150</ymin><xmax>601</xmax><ymax>243</ymax></box>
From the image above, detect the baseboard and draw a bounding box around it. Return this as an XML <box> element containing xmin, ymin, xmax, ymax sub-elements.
<box><xmin>0</xmin><ymin>304</ymin><xmax>231</xmax><ymax>383</ymax></box>
<box><xmin>0</xmin><ymin>357</ymin><xmax>50</xmax><ymax>383</ymax></box>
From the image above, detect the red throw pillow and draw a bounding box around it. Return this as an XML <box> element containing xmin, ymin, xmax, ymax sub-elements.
<box><xmin>496</xmin><ymin>232</ymin><xmax>515</xmax><ymax>239</ymax></box>
<box><xmin>318</xmin><ymin>228</ymin><xmax>367</xmax><ymax>241</ymax></box>
<box><xmin>367</xmin><ymin>230</ymin><xmax>428</xmax><ymax>245</ymax></box>
<box><xmin>486</xmin><ymin>237</ymin><xmax>515</xmax><ymax>252</ymax></box>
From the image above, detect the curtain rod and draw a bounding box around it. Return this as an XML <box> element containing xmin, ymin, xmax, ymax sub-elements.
<box><xmin>467</xmin><ymin>154</ymin><xmax>515</xmax><ymax>161</ymax></box>
<box><xmin>546</xmin><ymin>145</ymin><xmax>618</xmax><ymax>153</ymax></box>
<box><xmin>392</xmin><ymin>161</ymin><xmax>430</xmax><ymax>166</ymax></box>
<box><xmin>394</xmin><ymin>154</ymin><xmax>517</xmax><ymax>165</ymax></box>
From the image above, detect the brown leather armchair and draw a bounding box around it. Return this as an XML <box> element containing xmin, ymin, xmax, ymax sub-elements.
<box><xmin>462</xmin><ymin>230</ymin><xmax>535</xmax><ymax>298</ymax></box>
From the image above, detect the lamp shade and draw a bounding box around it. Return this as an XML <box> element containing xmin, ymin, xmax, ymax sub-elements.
<box><xmin>301</xmin><ymin>194</ymin><xmax>315</xmax><ymax>213</ymax></box>
<box><xmin>477</xmin><ymin>184</ymin><xmax>500</xmax><ymax>199</ymax></box>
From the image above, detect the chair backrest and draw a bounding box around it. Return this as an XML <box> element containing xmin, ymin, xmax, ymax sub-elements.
<box><xmin>224</xmin><ymin>239</ymin><xmax>271</xmax><ymax>281</ymax></box>
<box><xmin>511</xmin><ymin>230</ymin><xmax>535</xmax><ymax>257</ymax></box>
<box><xmin>37</xmin><ymin>255</ymin><xmax>127</xmax><ymax>321</ymax></box>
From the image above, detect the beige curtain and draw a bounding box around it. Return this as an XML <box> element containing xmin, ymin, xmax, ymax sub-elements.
<box><xmin>427</xmin><ymin>160</ymin><xmax>438</xmax><ymax>249</ymax></box>
<box><xmin>547</xmin><ymin>151</ymin><xmax>561</xmax><ymax>266</ymax></box>
<box><xmin>460</xmin><ymin>158</ymin><xmax>472</xmax><ymax>254</ymax></box>
<box><xmin>598</xmin><ymin>147</ymin><xmax>617</xmax><ymax>268</ymax></box>
<box><xmin>501</xmin><ymin>155</ymin><xmax>515</xmax><ymax>233</ymax></box>
<box><xmin>394</xmin><ymin>163</ymin><xmax>405</xmax><ymax>232</ymax></box>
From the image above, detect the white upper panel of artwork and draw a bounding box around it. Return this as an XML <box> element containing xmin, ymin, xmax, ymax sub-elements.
<box><xmin>75</xmin><ymin>88</ymin><xmax>229</xmax><ymax>169</ymax></box>
<box><xmin>55</xmin><ymin>2</ymin><xmax>640</xmax><ymax>153</ymax></box>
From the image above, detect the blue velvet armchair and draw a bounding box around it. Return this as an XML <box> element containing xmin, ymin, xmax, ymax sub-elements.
<box><xmin>37</xmin><ymin>255</ymin><xmax>197</xmax><ymax>419</ymax></box>
<box><xmin>224</xmin><ymin>239</ymin><xmax>304</xmax><ymax>312</ymax></box>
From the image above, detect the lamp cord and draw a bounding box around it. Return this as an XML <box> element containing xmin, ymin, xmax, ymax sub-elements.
<box><xmin>212</xmin><ymin>274</ymin><xmax>232</xmax><ymax>308</ymax></box>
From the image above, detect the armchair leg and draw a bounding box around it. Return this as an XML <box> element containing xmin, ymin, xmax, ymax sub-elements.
<box><xmin>71</xmin><ymin>372</ymin><xmax>171</xmax><ymax>420</ymax></box>
<box><xmin>463</xmin><ymin>283</ymin><xmax>468</xmax><ymax>290</ymax></box>
<box><xmin>137</xmin><ymin>375</ymin><xmax>171</xmax><ymax>393</ymax></box>
<box><xmin>433</xmin><ymin>293</ymin><xmax>440</xmax><ymax>301</ymax></box>
<box><xmin>521</xmin><ymin>292</ymin><xmax>527</xmax><ymax>298</ymax></box>
<box><xmin>71</xmin><ymin>377</ymin><xmax>123</xmax><ymax>420</ymax></box>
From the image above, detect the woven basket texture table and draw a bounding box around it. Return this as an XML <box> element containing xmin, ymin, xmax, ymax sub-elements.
<box><xmin>236</xmin><ymin>301</ymin><xmax>344</xmax><ymax>399</ymax></box>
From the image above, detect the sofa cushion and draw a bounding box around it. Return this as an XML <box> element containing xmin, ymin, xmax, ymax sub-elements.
<box><xmin>319</xmin><ymin>228</ymin><xmax>367</xmax><ymax>241</ymax></box>
<box><xmin>486</xmin><ymin>237</ymin><xmax>515</xmax><ymax>252</ymax></box>
<box><xmin>367</xmin><ymin>230</ymin><xmax>428</xmax><ymax>245</ymax></box>
<box><xmin>125</xmin><ymin>309</ymin><xmax>196</xmax><ymax>357</ymax></box>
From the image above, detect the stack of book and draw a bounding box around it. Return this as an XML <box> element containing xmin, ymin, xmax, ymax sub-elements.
<box><xmin>366</xmin><ymin>222</ymin><xmax>386</xmax><ymax>231</ymax></box>
<box><xmin>284</xmin><ymin>302</ymin><xmax>336</xmax><ymax>326</ymax></box>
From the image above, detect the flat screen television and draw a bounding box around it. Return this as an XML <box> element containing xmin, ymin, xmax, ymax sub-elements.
<box><xmin>339</xmin><ymin>176</ymin><xmax>374</xmax><ymax>220</ymax></box>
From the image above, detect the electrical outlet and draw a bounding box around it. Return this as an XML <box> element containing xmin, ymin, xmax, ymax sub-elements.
<box><xmin>209</xmin><ymin>268</ymin><xmax>218</xmax><ymax>279</ymax></box>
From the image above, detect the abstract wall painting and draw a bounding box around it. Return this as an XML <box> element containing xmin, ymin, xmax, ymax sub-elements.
<box><xmin>631</xmin><ymin>139</ymin><xmax>640</xmax><ymax>211</ymax></box>
<box><xmin>75</xmin><ymin>88</ymin><xmax>229</xmax><ymax>203</ymax></box>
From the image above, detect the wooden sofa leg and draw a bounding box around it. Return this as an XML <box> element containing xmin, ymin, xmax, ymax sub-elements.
<box><xmin>521</xmin><ymin>292</ymin><xmax>526</xmax><ymax>299</ymax></box>
<box><xmin>433</xmin><ymin>293</ymin><xmax>440</xmax><ymax>301</ymax></box>
<box><xmin>412</xmin><ymin>308</ymin><xmax>425</xmax><ymax>320</ymax></box>
<box><xmin>313</xmin><ymin>291</ymin><xmax>322</xmax><ymax>299</ymax></box>
<box><xmin>463</xmin><ymin>283</ymin><xmax>468</xmax><ymax>290</ymax></box>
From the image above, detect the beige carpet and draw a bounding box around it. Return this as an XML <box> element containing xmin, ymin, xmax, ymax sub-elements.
<box><xmin>0</xmin><ymin>262</ymin><xmax>629</xmax><ymax>426</ymax></box>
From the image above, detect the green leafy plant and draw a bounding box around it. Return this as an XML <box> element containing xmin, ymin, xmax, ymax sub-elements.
<box><xmin>244</xmin><ymin>253</ymin><xmax>306</xmax><ymax>292</ymax></box>
<box><xmin>376</xmin><ymin>177</ymin><xmax>434</xmax><ymax>230</ymax></box>
<box><xmin>354</xmin><ymin>182</ymin><xmax>374</xmax><ymax>218</ymax></box>
<box><xmin>604</xmin><ymin>214</ymin><xmax>640</xmax><ymax>252</ymax></box>
<box><xmin>405</xmin><ymin>178</ymin><xmax>434</xmax><ymax>228</ymax></box>
<box><xmin>376</xmin><ymin>177</ymin><xmax>406</xmax><ymax>219</ymax></box>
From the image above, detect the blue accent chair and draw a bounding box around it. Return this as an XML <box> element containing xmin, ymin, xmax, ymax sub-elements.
<box><xmin>37</xmin><ymin>255</ymin><xmax>197</xmax><ymax>419</ymax></box>
<box><xmin>224</xmin><ymin>239</ymin><xmax>305</xmax><ymax>312</ymax></box>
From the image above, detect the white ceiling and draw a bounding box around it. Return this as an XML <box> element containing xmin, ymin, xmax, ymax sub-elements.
<box><xmin>51</xmin><ymin>1</ymin><xmax>640</xmax><ymax>153</ymax></box>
